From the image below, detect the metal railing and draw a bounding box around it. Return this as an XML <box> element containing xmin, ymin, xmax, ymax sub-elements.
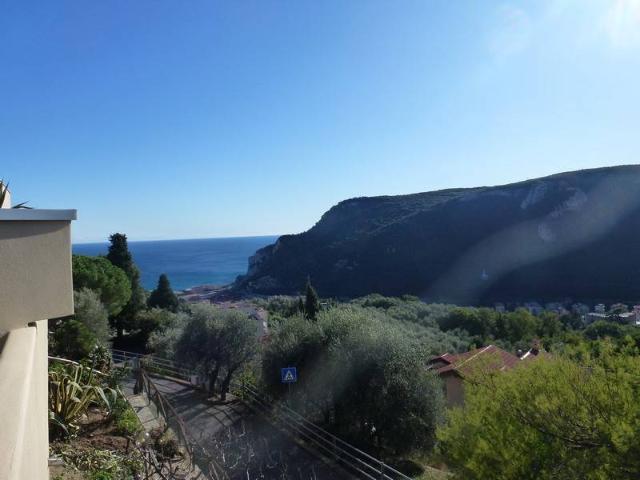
<box><xmin>48</xmin><ymin>355</ymin><xmax>107</xmax><ymax>376</ymax></box>
<box><xmin>141</xmin><ymin>355</ymin><xmax>194</xmax><ymax>382</ymax></box>
<box><xmin>49</xmin><ymin>354</ymin><xmax>202</xmax><ymax>478</ymax></box>
<box><xmin>111</xmin><ymin>349</ymin><xmax>145</xmax><ymax>365</ymax></box>
<box><xmin>136</xmin><ymin>369</ymin><xmax>194</xmax><ymax>456</ymax></box>
<box><xmin>135</xmin><ymin>368</ymin><xmax>229</xmax><ymax>480</ymax></box>
<box><xmin>112</xmin><ymin>349</ymin><xmax>195</xmax><ymax>382</ymax></box>
<box><xmin>232</xmin><ymin>382</ymin><xmax>417</xmax><ymax>480</ymax></box>
<box><xmin>113</xmin><ymin>350</ymin><xmax>438</xmax><ymax>480</ymax></box>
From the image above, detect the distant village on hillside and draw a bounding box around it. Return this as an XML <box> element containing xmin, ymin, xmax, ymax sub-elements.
<box><xmin>179</xmin><ymin>285</ymin><xmax>640</xmax><ymax>329</ymax></box>
<box><xmin>499</xmin><ymin>301</ymin><xmax>640</xmax><ymax>327</ymax></box>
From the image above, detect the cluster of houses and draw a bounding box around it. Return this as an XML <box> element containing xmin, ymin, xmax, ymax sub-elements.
<box><xmin>494</xmin><ymin>301</ymin><xmax>640</xmax><ymax>326</ymax></box>
<box><xmin>432</xmin><ymin>301</ymin><xmax>640</xmax><ymax>407</ymax></box>
<box><xmin>582</xmin><ymin>303</ymin><xmax>640</xmax><ymax>326</ymax></box>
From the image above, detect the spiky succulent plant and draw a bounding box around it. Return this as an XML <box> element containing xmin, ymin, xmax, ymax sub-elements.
<box><xmin>0</xmin><ymin>179</ymin><xmax>31</xmax><ymax>208</ymax></box>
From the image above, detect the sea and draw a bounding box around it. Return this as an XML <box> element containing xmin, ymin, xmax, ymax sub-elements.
<box><xmin>73</xmin><ymin>236</ymin><xmax>279</xmax><ymax>291</ymax></box>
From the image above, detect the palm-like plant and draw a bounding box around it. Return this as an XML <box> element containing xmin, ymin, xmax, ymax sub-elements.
<box><xmin>48</xmin><ymin>363</ymin><xmax>116</xmax><ymax>438</ymax></box>
<box><xmin>0</xmin><ymin>179</ymin><xmax>31</xmax><ymax>208</ymax></box>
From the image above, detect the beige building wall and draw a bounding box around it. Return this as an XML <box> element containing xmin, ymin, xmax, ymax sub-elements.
<box><xmin>0</xmin><ymin>209</ymin><xmax>76</xmax><ymax>480</ymax></box>
<box><xmin>443</xmin><ymin>373</ymin><xmax>465</xmax><ymax>407</ymax></box>
<box><xmin>0</xmin><ymin>220</ymin><xmax>73</xmax><ymax>330</ymax></box>
<box><xmin>0</xmin><ymin>321</ymin><xmax>49</xmax><ymax>480</ymax></box>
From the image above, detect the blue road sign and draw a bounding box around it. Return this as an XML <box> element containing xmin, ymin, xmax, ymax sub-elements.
<box><xmin>281</xmin><ymin>367</ymin><xmax>297</xmax><ymax>383</ymax></box>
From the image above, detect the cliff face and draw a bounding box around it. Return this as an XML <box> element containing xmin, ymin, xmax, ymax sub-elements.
<box><xmin>235</xmin><ymin>165</ymin><xmax>640</xmax><ymax>304</ymax></box>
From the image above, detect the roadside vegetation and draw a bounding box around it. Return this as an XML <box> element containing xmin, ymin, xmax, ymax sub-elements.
<box><xmin>262</xmin><ymin>304</ymin><xmax>444</xmax><ymax>456</ymax></box>
<box><xmin>55</xmin><ymin>231</ymin><xmax>640</xmax><ymax>479</ymax></box>
<box><xmin>48</xmin><ymin>233</ymin><xmax>191</xmax><ymax>479</ymax></box>
<box><xmin>47</xmin><ymin>354</ymin><xmax>188</xmax><ymax>479</ymax></box>
<box><xmin>254</xmin><ymin>291</ymin><xmax>640</xmax><ymax>479</ymax></box>
<box><xmin>47</xmin><ymin>359</ymin><xmax>146</xmax><ymax>480</ymax></box>
<box><xmin>150</xmin><ymin>304</ymin><xmax>259</xmax><ymax>400</ymax></box>
<box><xmin>51</xmin><ymin>233</ymin><xmax>183</xmax><ymax>361</ymax></box>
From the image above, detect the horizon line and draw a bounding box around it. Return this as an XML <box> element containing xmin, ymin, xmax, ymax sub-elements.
<box><xmin>73</xmin><ymin>233</ymin><xmax>281</xmax><ymax>246</ymax></box>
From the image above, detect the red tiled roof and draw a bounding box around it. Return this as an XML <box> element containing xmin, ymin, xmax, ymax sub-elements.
<box><xmin>428</xmin><ymin>345</ymin><xmax>520</xmax><ymax>378</ymax></box>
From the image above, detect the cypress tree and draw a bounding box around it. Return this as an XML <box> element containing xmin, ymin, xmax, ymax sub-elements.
<box><xmin>106</xmin><ymin>233</ymin><xmax>135</xmax><ymax>276</ymax></box>
<box><xmin>148</xmin><ymin>274</ymin><xmax>179</xmax><ymax>312</ymax></box>
<box><xmin>106</xmin><ymin>233</ymin><xmax>146</xmax><ymax>338</ymax></box>
<box><xmin>304</xmin><ymin>277</ymin><xmax>320</xmax><ymax>320</ymax></box>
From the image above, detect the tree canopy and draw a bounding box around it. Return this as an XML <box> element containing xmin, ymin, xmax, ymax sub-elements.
<box><xmin>438</xmin><ymin>344</ymin><xmax>640</xmax><ymax>479</ymax></box>
<box><xmin>262</xmin><ymin>305</ymin><xmax>444</xmax><ymax>454</ymax></box>
<box><xmin>148</xmin><ymin>274</ymin><xmax>179</xmax><ymax>312</ymax></box>
<box><xmin>106</xmin><ymin>233</ymin><xmax>136</xmax><ymax>276</ymax></box>
<box><xmin>73</xmin><ymin>288</ymin><xmax>111</xmax><ymax>345</ymax></box>
<box><xmin>52</xmin><ymin>319</ymin><xmax>96</xmax><ymax>360</ymax></box>
<box><xmin>72</xmin><ymin>255</ymin><xmax>131</xmax><ymax>316</ymax></box>
<box><xmin>437</xmin><ymin>306</ymin><xmax>565</xmax><ymax>352</ymax></box>
<box><xmin>168</xmin><ymin>305</ymin><xmax>258</xmax><ymax>400</ymax></box>
<box><xmin>136</xmin><ymin>308</ymin><xmax>179</xmax><ymax>348</ymax></box>
<box><xmin>304</xmin><ymin>278</ymin><xmax>320</xmax><ymax>320</ymax></box>
<box><xmin>106</xmin><ymin>233</ymin><xmax>146</xmax><ymax>338</ymax></box>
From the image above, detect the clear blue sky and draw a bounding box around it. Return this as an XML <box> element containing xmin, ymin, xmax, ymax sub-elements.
<box><xmin>2</xmin><ymin>1</ymin><xmax>639</xmax><ymax>242</ymax></box>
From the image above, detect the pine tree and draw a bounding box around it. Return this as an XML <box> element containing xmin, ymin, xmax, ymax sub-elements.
<box><xmin>148</xmin><ymin>274</ymin><xmax>179</xmax><ymax>312</ymax></box>
<box><xmin>304</xmin><ymin>277</ymin><xmax>320</xmax><ymax>320</ymax></box>
<box><xmin>106</xmin><ymin>233</ymin><xmax>146</xmax><ymax>338</ymax></box>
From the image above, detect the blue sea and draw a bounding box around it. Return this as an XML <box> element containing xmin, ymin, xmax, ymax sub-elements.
<box><xmin>73</xmin><ymin>236</ymin><xmax>279</xmax><ymax>291</ymax></box>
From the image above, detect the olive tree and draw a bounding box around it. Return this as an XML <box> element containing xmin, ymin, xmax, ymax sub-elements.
<box><xmin>136</xmin><ymin>307</ymin><xmax>181</xmax><ymax>349</ymax></box>
<box><xmin>173</xmin><ymin>305</ymin><xmax>258</xmax><ymax>400</ymax></box>
<box><xmin>262</xmin><ymin>305</ymin><xmax>444</xmax><ymax>454</ymax></box>
<box><xmin>73</xmin><ymin>288</ymin><xmax>112</xmax><ymax>345</ymax></box>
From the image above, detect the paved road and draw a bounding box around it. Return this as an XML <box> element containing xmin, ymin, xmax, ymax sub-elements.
<box><xmin>127</xmin><ymin>375</ymin><xmax>350</xmax><ymax>480</ymax></box>
<box><xmin>151</xmin><ymin>377</ymin><xmax>249</xmax><ymax>442</ymax></box>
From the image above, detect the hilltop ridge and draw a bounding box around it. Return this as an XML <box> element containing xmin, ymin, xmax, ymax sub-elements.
<box><xmin>235</xmin><ymin>165</ymin><xmax>640</xmax><ymax>304</ymax></box>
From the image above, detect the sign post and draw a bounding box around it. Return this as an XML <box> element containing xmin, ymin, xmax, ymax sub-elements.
<box><xmin>280</xmin><ymin>367</ymin><xmax>297</xmax><ymax>384</ymax></box>
<box><xmin>280</xmin><ymin>367</ymin><xmax>297</xmax><ymax>404</ymax></box>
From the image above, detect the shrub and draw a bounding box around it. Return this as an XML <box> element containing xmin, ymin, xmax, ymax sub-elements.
<box><xmin>135</xmin><ymin>308</ymin><xmax>180</xmax><ymax>348</ymax></box>
<box><xmin>74</xmin><ymin>288</ymin><xmax>112</xmax><ymax>345</ymax></box>
<box><xmin>150</xmin><ymin>428</ymin><xmax>181</xmax><ymax>459</ymax></box>
<box><xmin>115</xmin><ymin>407</ymin><xmax>141</xmax><ymax>437</ymax></box>
<box><xmin>48</xmin><ymin>363</ymin><xmax>116</xmax><ymax>439</ymax></box>
<box><xmin>52</xmin><ymin>319</ymin><xmax>97</xmax><ymax>360</ymax></box>
<box><xmin>90</xmin><ymin>471</ymin><xmax>113</xmax><ymax>480</ymax></box>
<box><xmin>87</xmin><ymin>344</ymin><xmax>112</xmax><ymax>373</ymax></box>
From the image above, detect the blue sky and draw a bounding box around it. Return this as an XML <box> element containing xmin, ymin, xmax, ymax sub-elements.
<box><xmin>2</xmin><ymin>0</ymin><xmax>639</xmax><ymax>242</ymax></box>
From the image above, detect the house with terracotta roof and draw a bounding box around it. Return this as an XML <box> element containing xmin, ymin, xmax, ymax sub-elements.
<box><xmin>519</xmin><ymin>339</ymin><xmax>552</xmax><ymax>361</ymax></box>
<box><xmin>428</xmin><ymin>345</ymin><xmax>520</xmax><ymax>407</ymax></box>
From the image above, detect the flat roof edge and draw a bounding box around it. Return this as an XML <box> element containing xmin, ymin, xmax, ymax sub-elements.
<box><xmin>0</xmin><ymin>209</ymin><xmax>77</xmax><ymax>221</ymax></box>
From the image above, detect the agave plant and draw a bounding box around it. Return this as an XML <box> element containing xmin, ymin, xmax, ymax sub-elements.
<box><xmin>48</xmin><ymin>363</ymin><xmax>117</xmax><ymax>438</ymax></box>
<box><xmin>0</xmin><ymin>179</ymin><xmax>31</xmax><ymax>209</ymax></box>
